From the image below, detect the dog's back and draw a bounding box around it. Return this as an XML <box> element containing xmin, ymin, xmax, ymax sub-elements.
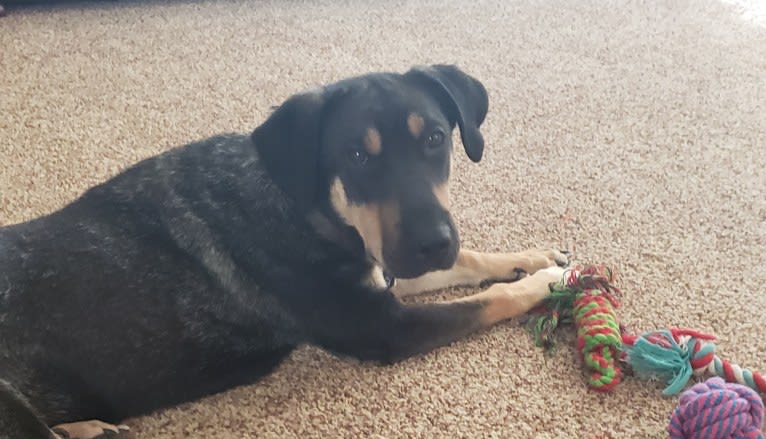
<box><xmin>0</xmin><ymin>133</ymin><xmax>306</xmax><ymax>433</ymax></box>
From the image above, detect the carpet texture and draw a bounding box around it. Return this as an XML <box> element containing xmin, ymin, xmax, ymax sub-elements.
<box><xmin>1</xmin><ymin>0</ymin><xmax>765</xmax><ymax>437</ymax></box>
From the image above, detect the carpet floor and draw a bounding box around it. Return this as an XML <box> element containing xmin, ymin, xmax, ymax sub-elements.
<box><xmin>1</xmin><ymin>0</ymin><xmax>765</xmax><ymax>437</ymax></box>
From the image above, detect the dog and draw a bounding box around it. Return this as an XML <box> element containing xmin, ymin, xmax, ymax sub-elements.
<box><xmin>0</xmin><ymin>64</ymin><xmax>568</xmax><ymax>438</ymax></box>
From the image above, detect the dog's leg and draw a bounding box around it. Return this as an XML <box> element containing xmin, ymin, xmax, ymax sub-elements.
<box><xmin>393</xmin><ymin>248</ymin><xmax>568</xmax><ymax>297</ymax></box>
<box><xmin>0</xmin><ymin>379</ymin><xmax>57</xmax><ymax>439</ymax></box>
<box><xmin>311</xmin><ymin>265</ymin><xmax>565</xmax><ymax>363</ymax></box>
<box><xmin>51</xmin><ymin>421</ymin><xmax>129</xmax><ymax>439</ymax></box>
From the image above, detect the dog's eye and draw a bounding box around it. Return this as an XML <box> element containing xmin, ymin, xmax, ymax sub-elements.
<box><xmin>347</xmin><ymin>149</ymin><xmax>369</xmax><ymax>167</ymax></box>
<box><xmin>425</xmin><ymin>130</ymin><xmax>445</xmax><ymax>149</ymax></box>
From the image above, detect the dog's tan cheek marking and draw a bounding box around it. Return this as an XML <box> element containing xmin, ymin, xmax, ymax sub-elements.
<box><xmin>378</xmin><ymin>200</ymin><xmax>400</xmax><ymax>262</ymax></box>
<box><xmin>407</xmin><ymin>113</ymin><xmax>425</xmax><ymax>138</ymax></box>
<box><xmin>357</xmin><ymin>208</ymin><xmax>384</xmax><ymax>264</ymax></box>
<box><xmin>433</xmin><ymin>183</ymin><xmax>451</xmax><ymax>210</ymax></box>
<box><xmin>364</xmin><ymin>127</ymin><xmax>382</xmax><ymax>155</ymax></box>
<box><xmin>330</xmin><ymin>178</ymin><xmax>384</xmax><ymax>262</ymax></box>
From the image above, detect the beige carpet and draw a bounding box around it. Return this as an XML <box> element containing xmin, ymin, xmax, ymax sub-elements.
<box><xmin>2</xmin><ymin>0</ymin><xmax>765</xmax><ymax>437</ymax></box>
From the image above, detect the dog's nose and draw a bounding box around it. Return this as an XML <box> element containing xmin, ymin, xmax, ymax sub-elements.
<box><xmin>417</xmin><ymin>223</ymin><xmax>453</xmax><ymax>262</ymax></box>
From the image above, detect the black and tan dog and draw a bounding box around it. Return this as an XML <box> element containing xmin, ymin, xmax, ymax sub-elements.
<box><xmin>0</xmin><ymin>65</ymin><xmax>567</xmax><ymax>438</ymax></box>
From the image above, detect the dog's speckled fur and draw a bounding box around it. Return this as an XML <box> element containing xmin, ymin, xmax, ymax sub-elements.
<box><xmin>0</xmin><ymin>65</ymin><xmax>565</xmax><ymax>438</ymax></box>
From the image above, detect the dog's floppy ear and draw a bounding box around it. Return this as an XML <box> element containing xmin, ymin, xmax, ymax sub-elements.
<box><xmin>406</xmin><ymin>64</ymin><xmax>489</xmax><ymax>162</ymax></box>
<box><xmin>252</xmin><ymin>88</ymin><xmax>339</xmax><ymax>210</ymax></box>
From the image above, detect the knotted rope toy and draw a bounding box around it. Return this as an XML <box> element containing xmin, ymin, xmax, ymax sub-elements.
<box><xmin>668</xmin><ymin>377</ymin><xmax>764</xmax><ymax>439</ymax></box>
<box><xmin>623</xmin><ymin>328</ymin><xmax>766</xmax><ymax>397</ymax></box>
<box><xmin>528</xmin><ymin>264</ymin><xmax>765</xmax><ymax>436</ymax></box>
<box><xmin>529</xmin><ymin>265</ymin><xmax>623</xmax><ymax>391</ymax></box>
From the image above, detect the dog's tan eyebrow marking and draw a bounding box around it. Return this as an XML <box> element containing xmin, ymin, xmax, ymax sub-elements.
<box><xmin>407</xmin><ymin>113</ymin><xmax>425</xmax><ymax>138</ymax></box>
<box><xmin>364</xmin><ymin>127</ymin><xmax>382</xmax><ymax>155</ymax></box>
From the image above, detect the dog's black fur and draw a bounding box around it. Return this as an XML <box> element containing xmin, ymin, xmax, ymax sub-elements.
<box><xmin>0</xmin><ymin>65</ymin><xmax>492</xmax><ymax>438</ymax></box>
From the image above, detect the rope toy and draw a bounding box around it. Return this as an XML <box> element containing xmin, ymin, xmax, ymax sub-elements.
<box><xmin>529</xmin><ymin>265</ymin><xmax>765</xmax><ymax>397</ymax></box>
<box><xmin>623</xmin><ymin>328</ymin><xmax>766</xmax><ymax>396</ymax></box>
<box><xmin>529</xmin><ymin>265</ymin><xmax>623</xmax><ymax>391</ymax></box>
<box><xmin>528</xmin><ymin>264</ymin><xmax>765</xmax><ymax>437</ymax></box>
<box><xmin>668</xmin><ymin>377</ymin><xmax>764</xmax><ymax>439</ymax></box>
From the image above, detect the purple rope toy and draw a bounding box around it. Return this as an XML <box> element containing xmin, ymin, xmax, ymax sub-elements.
<box><xmin>668</xmin><ymin>377</ymin><xmax>764</xmax><ymax>439</ymax></box>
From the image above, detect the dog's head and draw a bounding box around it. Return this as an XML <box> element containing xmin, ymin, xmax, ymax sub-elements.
<box><xmin>253</xmin><ymin>65</ymin><xmax>488</xmax><ymax>279</ymax></box>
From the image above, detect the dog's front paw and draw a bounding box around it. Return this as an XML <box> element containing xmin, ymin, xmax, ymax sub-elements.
<box><xmin>52</xmin><ymin>421</ymin><xmax>130</xmax><ymax>439</ymax></box>
<box><xmin>523</xmin><ymin>265</ymin><xmax>567</xmax><ymax>298</ymax></box>
<box><xmin>487</xmin><ymin>265</ymin><xmax>567</xmax><ymax>321</ymax></box>
<box><xmin>515</xmin><ymin>248</ymin><xmax>569</xmax><ymax>275</ymax></box>
<box><xmin>479</xmin><ymin>248</ymin><xmax>569</xmax><ymax>287</ymax></box>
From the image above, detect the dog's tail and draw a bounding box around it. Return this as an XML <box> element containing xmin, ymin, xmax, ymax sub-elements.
<box><xmin>0</xmin><ymin>378</ymin><xmax>57</xmax><ymax>439</ymax></box>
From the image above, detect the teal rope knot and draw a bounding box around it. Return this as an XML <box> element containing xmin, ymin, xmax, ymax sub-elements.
<box><xmin>623</xmin><ymin>330</ymin><xmax>693</xmax><ymax>395</ymax></box>
<box><xmin>623</xmin><ymin>329</ymin><xmax>717</xmax><ymax>396</ymax></box>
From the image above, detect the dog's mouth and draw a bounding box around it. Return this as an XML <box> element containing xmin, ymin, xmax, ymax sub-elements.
<box><xmin>381</xmin><ymin>241</ymin><xmax>459</xmax><ymax>281</ymax></box>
